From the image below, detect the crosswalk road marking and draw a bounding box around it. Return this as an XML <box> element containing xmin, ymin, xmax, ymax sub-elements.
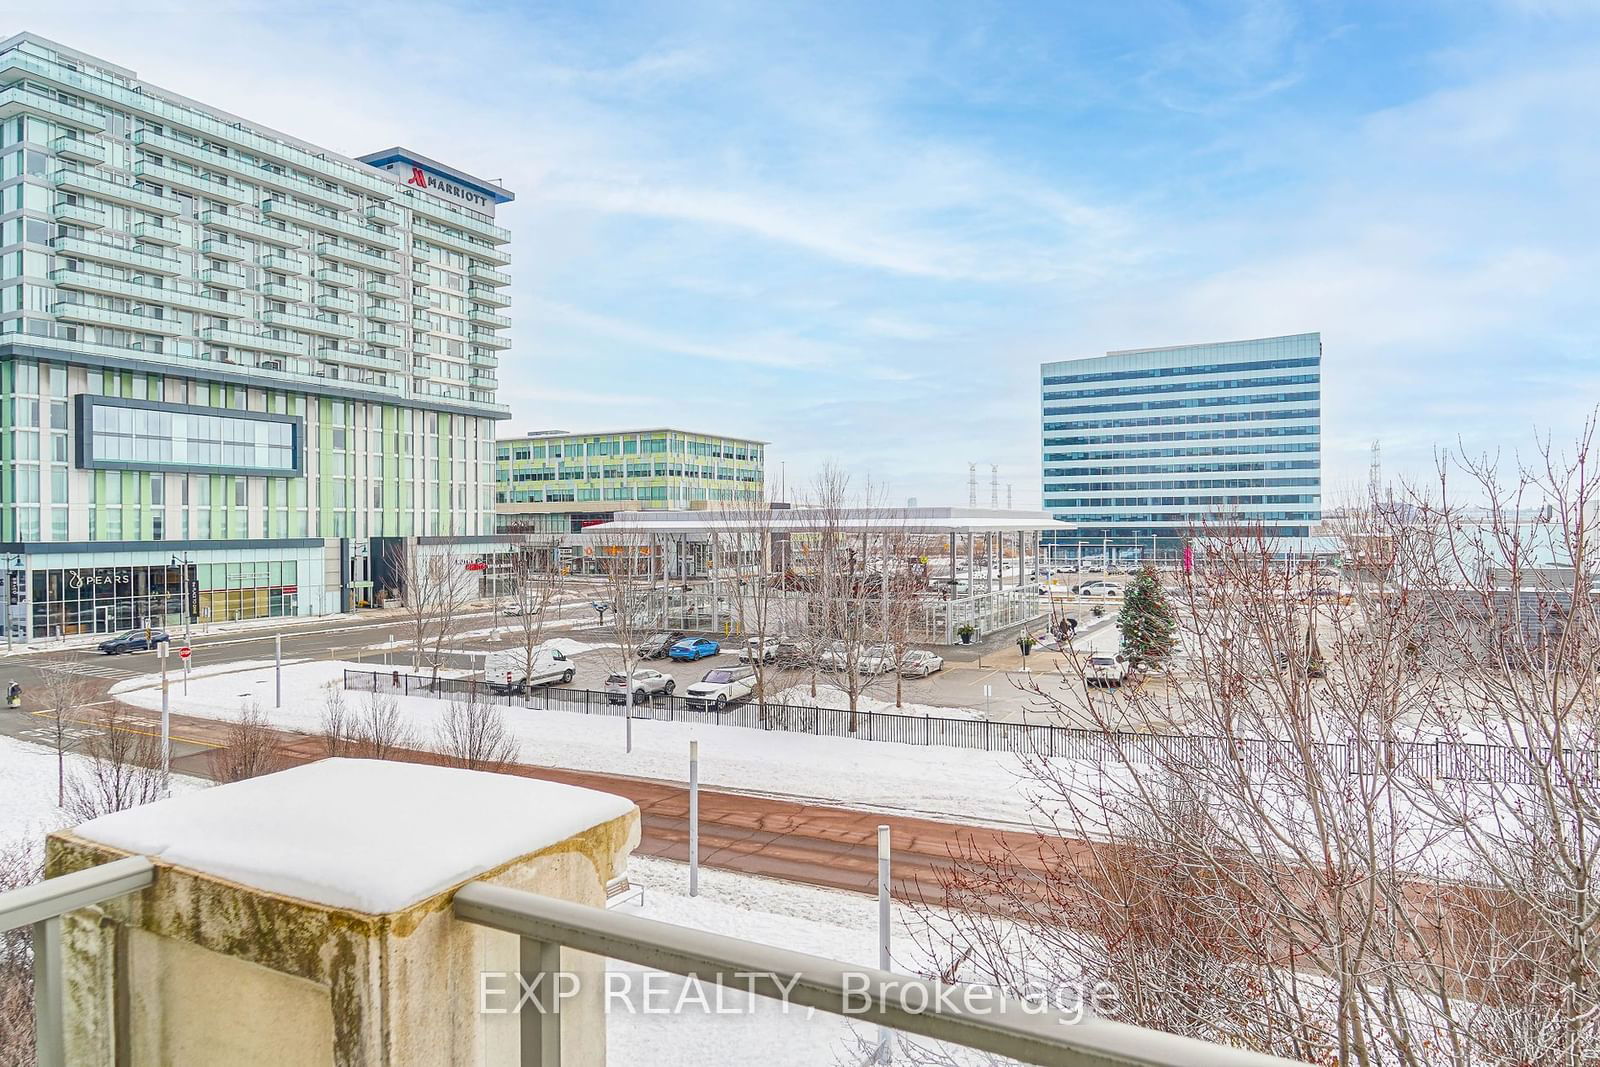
<box><xmin>61</xmin><ymin>661</ymin><xmax>144</xmax><ymax>679</ymax></box>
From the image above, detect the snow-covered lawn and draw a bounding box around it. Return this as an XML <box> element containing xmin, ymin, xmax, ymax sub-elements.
<box><xmin>0</xmin><ymin>734</ymin><xmax>208</xmax><ymax>859</ymax></box>
<box><xmin>112</xmin><ymin>659</ymin><xmax>1045</xmax><ymax>825</ymax></box>
<box><xmin>772</xmin><ymin>683</ymin><xmax>982</xmax><ymax>721</ymax></box>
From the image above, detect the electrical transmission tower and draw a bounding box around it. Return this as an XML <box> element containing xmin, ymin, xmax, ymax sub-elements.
<box><xmin>968</xmin><ymin>463</ymin><xmax>977</xmax><ymax>507</ymax></box>
<box><xmin>1007</xmin><ymin>484</ymin><xmax>1013</xmax><ymax>510</ymax></box>
<box><xmin>990</xmin><ymin>465</ymin><xmax>999</xmax><ymax>509</ymax></box>
<box><xmin>1369</xmin><ymin>440</ymin><xmax>1381</xmax><ymax>503</ymax></box>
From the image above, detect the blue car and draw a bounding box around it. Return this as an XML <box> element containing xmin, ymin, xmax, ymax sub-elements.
<box><xmin>669</xmin><ymin>637</ymin><xmax>720</xmax><ymax>661</ymax></box>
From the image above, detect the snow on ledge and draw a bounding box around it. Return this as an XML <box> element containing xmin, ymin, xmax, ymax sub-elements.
<box><xmin>67</xmin><ymin>758</ymin><xmax>635</xmax><ymax>914</ymax></box>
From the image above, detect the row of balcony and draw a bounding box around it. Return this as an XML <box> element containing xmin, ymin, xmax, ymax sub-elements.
<box><xmin>200</xmin><ymin>208</ymin><xmax>300</xmax><ymax>247</ymax></box>
<box><xmin>51</xmin><ymin>133</ymin><xmax>105</xmax><ymax>164</ymax></box>
<box><xmin>403</xmin><ymin>188</ymin><xmax>511</xmax><ymax>244</ymax></box>
<box><xmin>52</xmin><ymin>168</ymin><xmax>181</xmax><ymax>215</ymax></box>
<box><xmin>53</xmin><ymin>234</ymin><xmax>180</xmax><ymax>276</ymax></box>
<box><xmin>49</xmin><ymin>267</ymin><xmax>243</xmax><ymax>316</ymax></box>
<box><xmin>132</xmin><ymin>128</ymin><xmax>357</xmax><ymax>212</ymax></box>
<box><xmin>412</xmin><ymin>216</ymin><xmax>511</xmax><ymax>266</ymax></box>
<box><xmin>132</xmin><ymin>159</ymin><xmax>248</xmax><ymax>205</ymax></box>
<box><xmin>2</xmin><ymin>52</ymin><xmax>397</xmax><ymax>198</ymax></box>
<box><xmin>261</xmin><ymin>199</ymin><xmax>401</xmax><ymax>251</ymax></box>
<box><xmin>468</xmin><ymin>284</ymin><xmax>510</xmax><ymax>308</ymax></box>
<box><xmin>52</xmin><ymin>300</ymin><xmax>182</xmax><ymax>336</ymax></box>
<box><xmin>0</xmin><ymin>83</ymin><xmax>107</xmax><ymax>131</ymax></box>
<box><xmin>317</xmin><ymin>241</ymin><xmax>398</xmax><ymax>275</ymax></box>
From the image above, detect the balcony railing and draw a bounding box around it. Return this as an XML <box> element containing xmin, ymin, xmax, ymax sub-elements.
<box><xmin>0</xmin><ymin>84</ymin><xmax>107</xmax><ymax>131</ymax></box>
<box><xmin>413</xmin><ymin>216</ymin><xmax>512</xmax><ymax>265</ymax></box>
<box><xmin>133</xmin><ymin>128</ymin><xmax>356</xmax><ymax>211</ymax></box>
<box><xmin>366</xmin><ymin>279</ymin><xmax>402</xmax><ymax>300</ymax></box>
<box><xmin>53</xmin><ymin>301</ymin><xmax>183</xmax><ymax>336</ymax></box>
<box><xmin>261</xmin><ymin>199</ymin><xmax>401</xmax><ymax>250</ymax></box>
<box><xmin>52</xmin><ymin>235</ymin><xmax>181</xmax><ymax>275</ymax></box>
<box><xmin>49</xmin><ymin>269</ymin><xmax>243</xmax><ymax>316</ymax></box>
<box><xmin>50</xmin><ymin>134</ymin><xmax>105</xmax><ymax>164</ymax></box>
<box><xmin>51</xmin><ymin>202</ymin><xmax>105</xmax><ymax>229</ymax></box>
<box><xmin>133</xmin><ymin>160</ymin><xmax>248</xmax><ymax>204</ymax></box>
<box><xmin>132</xmin><ymin>220</ymin><xmax>183</xmax><ymax>246</ymax></box>
<box><xmin>450</xmin><ymin>879</ymin><xmax>1303</xmax><ymax>1067</ymax></box>
<box><xmin>469</xmin><ymin>263</ymin><xmax>511</xmax><ymax>287</ymax></box>
<box><xmin>318</xmin><ymin>241</ymin><xmax>398</xmax><ymax>274</ymax></box>
<box><xmin>51</xmin><ymin>169</ymin><xmax>182</xmax><ymax>215</ymax></box>
<box><xmin>200</xmin><ymin>208</ymin><xmax>300</xmax><ymax>246</ymax></box>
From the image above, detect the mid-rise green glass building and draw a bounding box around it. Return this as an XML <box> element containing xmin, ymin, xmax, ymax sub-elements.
<box><xmin>0</xmin><ymin>34</ymin><xmax>515</xmax><ymax>638</ymax></box>
<box><xmin>496</xmin><ymin>429</ymin><xmax>765</xmax><ymax>534</ymax></box>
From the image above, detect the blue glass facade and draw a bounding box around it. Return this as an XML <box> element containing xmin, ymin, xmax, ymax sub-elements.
<box><xmin>1041</xmin><ymin>333</ymin><xmax>1322</xmax><ymax>549</ymax></box>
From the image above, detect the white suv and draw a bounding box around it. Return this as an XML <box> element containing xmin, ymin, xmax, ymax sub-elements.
<box><xmin>684</xmin><ymin>665</ymin><xmax>759</xmax><ymax>712</ymax></box>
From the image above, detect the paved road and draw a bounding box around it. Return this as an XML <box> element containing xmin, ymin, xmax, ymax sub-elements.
<box><xmin>10</xmin><ymin>699</ymin><xmax>1053</xmax><ymax>905</ymax></box>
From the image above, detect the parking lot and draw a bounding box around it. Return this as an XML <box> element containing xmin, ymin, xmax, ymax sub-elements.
<box><xmin>433</xmin><ymin>614</ymin><xmax>1133</xmax><ymax>726</ymax></box>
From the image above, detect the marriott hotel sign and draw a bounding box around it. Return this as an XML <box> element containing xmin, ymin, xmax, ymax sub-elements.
<box><xmin>382</xmin><ymin>162</ymin><xmax>498</xmax><ymax>213</ymax></box>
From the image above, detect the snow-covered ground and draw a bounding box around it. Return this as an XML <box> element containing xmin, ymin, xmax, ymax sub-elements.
<box><xmin>112</xmin><ymin>659</ymin><xmax>1045</xmax><ymax>825</ymax></box>
<box><xmin>772</xmin><ymin>683</ymin><xmax>982</xmax><ymax>721</ymax></box>
<box><xmin>0</xmin><ymin>735</ymin><xmax>208</xmax><ymax>859</ymax></box>
<box><xmin>609</xmin><ymin>856</ymin><xmax>925</xmax><ymax>1065</ymax></box>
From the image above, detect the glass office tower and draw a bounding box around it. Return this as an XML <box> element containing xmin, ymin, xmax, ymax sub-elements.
<box><xmin>1041</xmin><ymin>333</ymin><xmax>1322</xmax><ymax>555</ymax></box>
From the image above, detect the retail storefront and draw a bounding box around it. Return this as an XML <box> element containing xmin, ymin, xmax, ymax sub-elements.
<box><xmin>14</xmin><ymin>542</ymin><xmax>329</xmax><ymax>639</ymax></box>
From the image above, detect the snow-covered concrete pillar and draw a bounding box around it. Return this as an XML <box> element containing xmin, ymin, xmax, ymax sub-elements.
<box><xmin>45</xmin><ymin>759</ymin><xmax>640</xmax><ymax>1067</ymax></box>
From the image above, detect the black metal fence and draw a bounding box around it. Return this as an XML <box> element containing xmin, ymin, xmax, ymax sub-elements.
<box><xmin>342</xmin><ymin>669</ymin><xmax>1591</xmax><ymax>785</ymax></box>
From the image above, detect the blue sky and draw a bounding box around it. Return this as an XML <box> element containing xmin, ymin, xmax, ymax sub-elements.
<box><xmin>22</xmin><ymin>1</ymin><xmax>1600</xmax><ymax>505</ymax></box>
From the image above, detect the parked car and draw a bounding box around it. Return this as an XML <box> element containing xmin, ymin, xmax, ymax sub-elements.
<box><xmin>1074</xmin><ymin>581</ymin><xmax>1122</xmax><ymax>598</ymax></box>
<box><xmin>485</xmin><ymin>647</ymin><xmax>576</xmax><ymax>693</ymax></box>
<box><xmin>669</xmin><ymin>637</ymin><xmax>721</xmax><ymax>661</ymax></box>
<box><xmin>1085</xmin><ymin>652</ymin><xmax>1130</xmax><ymax>687</ymax></box>
<box><xmin>818</xmin><ymin>641</ymin><xmax>857</xmax><ymax>672</ymax></box>
<box><xmin>635</xmin><ymin>631</ymin><xmax>685</xmax><ymax>660</ymax></box>
<box><xmin>773</xmin><ymin>639</ymin><xmax>817</xmax><ymax>669</ymax></box>
<box><xmin>684</xmin><ymin>665</ymin><xmax>758</xmax><ymax>711</ymax></box>
<box><xmin>500</xmin><ymin>600</ymin><xmax>526</xmax><ymax>616</ymax></box>
<box><xmin>900</xmin><ymin>649</ymin><xmax>945</xmax><ymax>677</ymax></box>
<box><xmin>859</xmin><ymin>645</ymin><xmax>897</xmax><ymax>674</ymax></box>
<box><xmin>605</xmin><ymin>668</ymin><xmax>675</xmax><ymax>705</ymax></box>
<box><xmin>738</xmin><ymin>636</ymin><xmax>781</xmax><ymax>664</ymax></box>
<box><xmin>98</xmin><ymin>628</ymin><xmax>169</xmax><ymax>655</ymax></box>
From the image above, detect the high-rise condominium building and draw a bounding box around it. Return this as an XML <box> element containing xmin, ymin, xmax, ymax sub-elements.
<box><xmin>1040</xmin><ymin>333</ymin><xmax>1322</xmax><ymax>552</ymax></box>
<box><xmin>0</xmin><ymin>33</ymin><xmax>514</xmax><ymax>639</ymax></box>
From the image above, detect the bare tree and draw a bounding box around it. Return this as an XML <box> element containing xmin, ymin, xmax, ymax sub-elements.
<box><xmin>0</xmin><ymin>840</ymin><xmax>41</xmax><ymax>1065</ymax></box>
<box><xmin>318</xmin><ymin>681</ymin><xmax>356</xmax><ymax>758</ymax></box>
<box><xmin>354</xmin><ymin>688</ymin><xmax>414</xmax><ymax>759</ymax></box>
<box><xmin>435</xmin><ymin>688</ymin><xmax>518</xmax><ymax>772</ymax></box>
<box><xmin>507</xmin><ymin>544</ymin><xmax>568</xmax><ymax>687</ymax></box>
<box><xmin>390</xmin><ymin>540</ymin><xmax>472</xmax><ymax>683</ymax></box>
<box><xmin>35</xmin><ymin>655</ymin><xmax>96</xmax><ymax>807</ymax></box>
<box><xmin>208</xmin><ymin>699</ymin><xmax>289</xmax><ymax>783</ymax></box>
<box><xmin>589</xmin><ymin>526</ymin><xmax>659</xmax><ymax>751</ymax></box>
<box><xmin>714</xmin><ymin>496</ymin><xmax>793</xmax><ymax>718</ymax></box>
<box><xmin>66</xmin><ymin>703</ymin><xmax>165</xmax><ymax>821</ymax></box>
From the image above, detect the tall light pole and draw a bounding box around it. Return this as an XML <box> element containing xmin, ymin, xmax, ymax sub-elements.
<box><xmin>171</xmin><ymin>553</ymin><xmax>192</xmax><ymax>646</ymax></box>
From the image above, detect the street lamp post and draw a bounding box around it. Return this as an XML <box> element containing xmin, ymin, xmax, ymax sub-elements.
<box><xmin>2</xmin><ymin>553</ymin><xmax>20</xmax><ymax>652</ymax></box>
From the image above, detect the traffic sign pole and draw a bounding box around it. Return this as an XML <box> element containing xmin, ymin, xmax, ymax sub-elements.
<box><xmin>179</xmin><ymin>645</ymin><xmax>191</xmax><ymax>695</ymax></box>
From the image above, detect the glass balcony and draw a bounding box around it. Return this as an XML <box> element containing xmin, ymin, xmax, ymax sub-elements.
<box><xmin>366</xmin><ymin>327</ymin><xmax>403</xmax><ymax>347</ymax></box>
<box><xmin>468</xmin><ymin>351</ymin><xmax>498</xmax><ymax>367</ymax></box>
<box><xmin>367</xmin><ymin>304</ymin><xmax>402</xmax><ymax>323</ymax></box>
<box><xmin>261</xmin><ymin>200</ymin><xmax>401</xmax><ymax>250</ymax></box>
<box><xmin>53</xmin><ymin>301</ymin><xmax>183</xmax><ymax>335</ymax></box>
<box><xmin>200</xmin><ymin>237</ymin><xmax>251</xmax><ymax>262</ymax></box>
<box><xmin>315</xmin><ymin>266</ymin><xmax>359</xmax><ymax>288</ymax></box>
<box><xmin>200</xmin><ymin>266</ymin><xmax>248</xmax><ymax>290</ymax></box>
<box><xmin>133</xmin><ymin>160</ymin><xmax>248</xmax><ymax>204</ymax></box>
<box><xmin>315</xmin><ymin>292</ymin><xmax>357</xmax><ymax>314</ymax></box>
<box><xmin>366</xmin><ymin>279</ymin><xmax>402</xmax><ymax>300</ymax></box>
<box><xmin>468</xmin><ymin>308</ymin><xmax>511</xmax><ymax>329</ymax></box>
<box><xmin>468</xmin><ymin>263</ymin><xmax>511</xmax><ymax>287</ymax></box>
<box><xmin>263</xmin><ymin>310</ymin><xmax>356</xmax><ymax>338</ymax></box>
<box><xmin>49</xmin><ymin>268</ymin><xmax>244</xmax><ymax>316</ymax></box>
<box><xmin>0</xmin><ymin>84</ymin><xmax>107</xmax><ymax>130</ymax></box>
<box><xmin>52</xmin><ymin>235</ymin><xmax>181</xmax><ymax>276</ymax></box>
<box><xmin>468</xmin><ymin>372</ymin><xmax>498</xmax><ymax>388</ymax></box>
<box><xmin>365</xmin><ymin>203</ymin><xmax>401</xmax><ymax>227</ymax></box>
<box><xmin>200</xmin><ymin>208</ymin><xmax>299</xmax><ymax>246</ymax></box>
<box><xmin>470</xmin><ymin>329</ymin><xmax>511</xmax><ymax>351</ymax></box>
<box><xmin>411</xmin><ymin>336</ymin><xmax>431</xmax><ymax>353</ymax></box>
<box><xmin>50</xmin><ymin>134</ymin><xmax>106</xmax><ymax>165</ymax></box>
<box><xmin>52</xmin><ymin>169</ymin><xmax>182</xmax><ymax>214</ymax></box>
<box><xmin>132</xmin><ymin>129</ymin><xmax>355</xmax><ymax>211</ymax></box>
<box><xmin>318</xmin><ymin>347</ymin><xmax>401</xmax><ymax>371</ymax></box>
<box><xmin>317</xmin><ymin>242</ymin><xmax>397</xmax><ymax>275</ymax></box>
<box><xmin>132</xmin><ymin>220</ymin><xmax>183</xmax><ymax>246</ymax></box>
<box><xmin>198</xmin><ymin>327</ymin><xmax>309</xmax><ymax>358</ymax></box>
<box><xmin>0</xmin><ymin>52</ymin><xmax>392</xmax><ymax>197</ymax></box>
<box><xmin>467</xmin><ymin>284</ymin><xmax>510</xmax><ymax>308</ymax></box>
<box><xmin>259</xmin><ymin>280</ymin><xmax>306</xmax><ymax>302</ymax></box>
<box><xmin>413</xmin><ymin>217</ymin><xmax>511</xmax><ymax>266</ymax></box>
<box><xmin>410</xmin><ymin>290</ymin><xmax>431</xmax><ymax>308</ymax></box>
<box><xmin>258</xmin><ymin>252</ymin><xmax>309</xmax><ymax>274</ymax></box>
<box><xmin>52</xmin><ymin>201</ymin><xmax>106</xmax><ymax>229</ymax></box>
<box><xmin>404</xmin><ymin>189</ymin><xmax>511</xmax><ymax>243</ymax></box>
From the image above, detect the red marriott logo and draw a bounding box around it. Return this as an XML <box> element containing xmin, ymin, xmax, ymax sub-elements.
<box><xmin>406</xmin><ymin>166</ymin><xmax>428</xmax><ymax>188</ymax></box>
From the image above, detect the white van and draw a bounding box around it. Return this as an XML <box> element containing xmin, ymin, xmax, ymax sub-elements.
<box><xmin>485</xmin><ymin>647</ymin><xmax>576</xmax><ymax>693</ymax></box>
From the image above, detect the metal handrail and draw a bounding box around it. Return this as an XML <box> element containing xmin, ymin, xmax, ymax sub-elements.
<box><xmin>454</xmin><ymin>880</ymin><xmax>1307</xmax><ymax>1067</ymax></box>
<box><xmin>0</xmin><ymin>856</ymin><xmax>155</xmax><ymax>1067</ymax></box>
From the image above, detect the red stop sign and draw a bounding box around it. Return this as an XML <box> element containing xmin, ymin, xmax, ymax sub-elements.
<box><xmin>179</xmin><ymin>646</ymin><xmax>192</xmax><ymax>660</ymax></box>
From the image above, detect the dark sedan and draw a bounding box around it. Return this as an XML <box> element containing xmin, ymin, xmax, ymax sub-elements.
<box><xmin>98</xmin><ymin>628</ymin><xmax>170</xmax><ymax>655</ymax></box>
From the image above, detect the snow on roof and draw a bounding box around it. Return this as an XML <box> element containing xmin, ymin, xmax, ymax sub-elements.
<box><xmin>68</xmin><ymin>759</ymin><xmax>634</xmax><ymax>914</ymax></box>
